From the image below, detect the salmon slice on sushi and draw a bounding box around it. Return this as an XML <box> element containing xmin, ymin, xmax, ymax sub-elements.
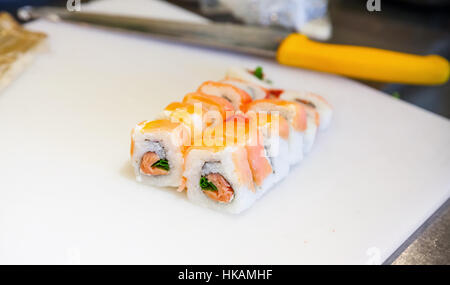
<box><xmin>281</xmin><ymin>90</ymin><xmax>333</xmax><ymax>131</ymax></box>
<box><xmin>182</xmin><ymin>92</ymin><xmax>234</xmax><ymax>123</ymax></box>
<box><xmin>161</xmin><ymin>102</ymin><xmax>206</xmax><ymax>126</ymax></box>
<box><xmin>250</xmin><ymin>112</ymin><xmax>291</xmax><ymax>193</ymax></box>
<box><xmin>220</xmin><ymin>78</ymin><xmax>268</xmax><ymax>100</ymax></box>
<box><xmin>243</xmin><ymin>99</ymin><xmax>307</xmax><ymax>165</ymax></box>
<box><xmin>130</xmin><ymin>119</ymin><xmax>189</xmax><ymax>187</ymax></box>
<box><xmin>160</xmin><ymin>101</ymin><xmax>208</xmax><ymax>144</ymax></box>
<box><xmin>223</xmin><ymin>114</ymin><xmax>276</xmax><ymax>197</ymax></box>
<box><xmin>254</xmin><ymin>97</ymin><xmax>319</xmax><ymax>154</ymax></box>
<box><xmin>197</xmin><ymin>81</ymin><xmax>252</xmax><ymax>110</ymax></box>
<box><xmin>227</xmin><ymin>66</ymin><xmax>332</xmax><ymax>131</ymax></box>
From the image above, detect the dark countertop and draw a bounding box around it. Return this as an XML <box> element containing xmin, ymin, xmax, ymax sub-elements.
<box><xmin>328</xmin><ymin>0</ymin><xmax>450</xmax><ymax>119</ymax></box>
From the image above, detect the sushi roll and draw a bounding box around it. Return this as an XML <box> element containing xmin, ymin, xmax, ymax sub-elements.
<box><xmin>301</xmin><ymin>105</ymin><xmax>319</xmax><ymax>153</ymax></box>
<box><xmin>130</xmin><ymin>119</ymin><xmax>189</xmax><ymax>187</ymax></box>
<box><xmin>281</xmin><ymin>90</ymin><xmax>333</xmax><ymax>131</ymax></box>
<box><xmin>183</xmin><ymin>145</ymin><xmax>256</xmax><ymax>214</ymax></box>
<box><xmin>250</xmin><ymin>112</ymin><xmax>291</xmax><ymax>192</ymax></box>
<box><xmin>226</xmin><ymin>67</ymin><xmax>332</xmax><ymax>131</ymax></box>
<box><xmin>243</xmin><ymin>99</ymin><xmax>307</xmax><ymax>165</ymax></box>
<box><xmin>160</xmin><ymin>102</ymin><xmax>207</xmax><ymax>145</ymax></box>
<box><xmin>161</xmin><ymin>102</ymin><xmax>205</xmax><ymax>126</ymax></box>
<box><xmin>220</xmin><ymin>78</ymin><xmax>268</xmax><ymax>100</ymax></box>
<box><xmin>225</xmin><ymin>67</ymin><xmax>289</xmax><ymax>100</ymax></box>
<box><xmin>197</xmin><ymin>81</ymin><xmax>252</xmax><ymax>110</ymax></box>
<box><xmin>224</xmin><ymin>114</ymin><xmax>275</xmax><ymax>196</ymax></box>
<box><xmin>225</xmin><ymin>66</ymin><xmax>272</xmax><ymax>89</ymax></box>
<box><xmin>182</xmin><ymin>92</ymin><xmax>234</xmax><ymax>122</ymax></box>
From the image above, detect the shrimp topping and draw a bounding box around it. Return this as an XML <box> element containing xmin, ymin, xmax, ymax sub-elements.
<box><xmin>140</xmin><ymin>152</ymin><xmax>169</xmax><ymax>176</ymax></box>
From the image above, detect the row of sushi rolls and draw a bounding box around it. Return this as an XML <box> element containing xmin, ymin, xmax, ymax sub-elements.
<box><xmin>130</xmin><ymin>67</ymin><xmax>333</xmax><ymax>214</ymax></box>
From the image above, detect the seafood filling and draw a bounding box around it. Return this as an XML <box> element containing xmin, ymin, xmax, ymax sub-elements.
<box><xmin>200</xmin><ymin>162</ymin><xmax>234</xmax><ymax>203</ymax></box>
<box><xmin>140</xmin><ymin>141</ymin><xmax>169</xmax><ymax>176</ymax></box>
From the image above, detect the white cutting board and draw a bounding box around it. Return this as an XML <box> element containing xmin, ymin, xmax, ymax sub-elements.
<box><xmin>0</xmin><ymin>0</ymin><xmax>449</xmax><ymax>265</ymax></box>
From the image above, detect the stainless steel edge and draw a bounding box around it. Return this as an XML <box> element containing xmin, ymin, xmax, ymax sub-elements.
<box><xmin>384</xmin><ymin>198</ymin><xmax>449</xmax><ymax>265</ymax></box>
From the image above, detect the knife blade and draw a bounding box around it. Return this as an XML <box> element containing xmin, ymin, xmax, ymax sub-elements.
<box><xmin>18</xmin><ymin>6</ymin><xmax>449</xmax><ymax>85</ymax></box>
<box><xmin>18</xmin><ymin>6</ymin><xmax>288</xmax><ymax>58</ymax></box>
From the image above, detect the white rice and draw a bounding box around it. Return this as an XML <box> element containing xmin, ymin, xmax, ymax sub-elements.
<box><xmin>146</xmin><ymin>141</ymin><xmax>166</xmax><ymax>159</ymax></box>
<box><xmin>263</xmin><ymin>136</ymin><xmax>290</xmax><ymax>183</ymax></box>
<box><xmin>201</xmin><ymin>161</ymin><xmax>222</xmax><ymax>176</ymax></box>
<box><xmin>287</xmin><ymin>126</ymin><xmax>304</xmax><ymax>165</ymax></box>
<box><xmin>303</xmin><ymin>110</ymin><xmax>318</xmax><ymax>153</ymax></box>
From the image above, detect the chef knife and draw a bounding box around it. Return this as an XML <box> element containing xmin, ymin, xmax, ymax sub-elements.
<box><xmin>18</xmin><ymin>6</ymin><xmax>449</xmax><ymax>85</ymax></box>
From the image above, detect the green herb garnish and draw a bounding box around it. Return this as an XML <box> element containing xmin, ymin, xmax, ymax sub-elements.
<box><xmin>253</xmin><ymin>66</ymin><xmax>264</xmax><ymax>80</ymax></box>
<box><xmin>392</xmin><ymin>91</ymin><xmax>401</xmax><ymax>99</ymax></box>
<box><xmin>200</xmin><ymin>176</ymin><xmax>218</xmax><ymax>191</ymax></box>
<box><xmin>151</xmin><ymin>159</ymin><xmax>170</xmax><ymax>171</ymax></box>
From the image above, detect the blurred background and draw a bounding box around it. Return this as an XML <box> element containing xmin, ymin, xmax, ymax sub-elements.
<box><xmin>1</xmin><ymin>0</ymin><xmax>449</xmax><ymax>117</ymax></box>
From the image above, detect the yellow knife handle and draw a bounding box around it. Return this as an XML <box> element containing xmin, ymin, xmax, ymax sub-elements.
<box><xmin>277</xmin><ymin>34</ymin><xmax>449</xmax><ymax>85</ymax></box>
